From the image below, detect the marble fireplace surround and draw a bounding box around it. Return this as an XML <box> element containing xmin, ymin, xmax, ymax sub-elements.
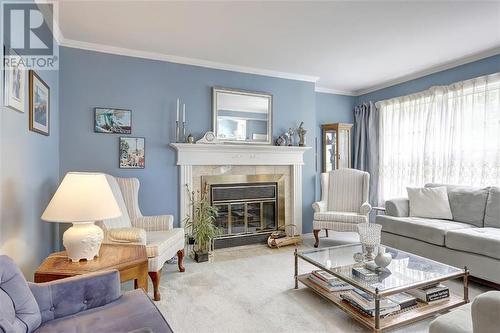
<box><xmin>170</xmin><ymin>143</ymin><xmax>311</xmax><ymax>234</ymax></box>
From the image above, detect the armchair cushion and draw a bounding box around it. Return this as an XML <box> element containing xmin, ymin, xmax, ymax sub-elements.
<box><xmin>108</xmin><ymin>228</ymin><xmax>147</xmax><ymax>245</ymax></box>
<box><xmin>29</xmin><ymin>270</ymin><xmax>121</xmax><ymax>324</ymax></box>
<box><xmin>0</xmin><ymin>256</ymin><xmax>41</xmax><ymax>333</ymax></box>
<box><xmin>145</xmin><ymin>228</ymin><xmax>185</xmax><ymax>259</ymax></box>
<box><xmin>33</xmin><ymin>289</ymin><xmax>173</xmax><ymax>333</ymax></box>
<box><xmin>313</xmin><ymin>211</ymin><xmax>368</xmax><ymax>224</ymax></box>
<box><xmin>133</xmin><ymin>215</ymin><xmax>173</xmax><ymax>232</ymax></box>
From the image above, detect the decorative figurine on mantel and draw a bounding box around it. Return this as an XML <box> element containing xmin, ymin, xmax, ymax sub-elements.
<box><xmin>287</xmin><ymin>128</ymin><xmax>295</xmax><ymax>146</ymax></box>
<box><xmin>297</xmin><ymin>122</ymin><xmax>307</xmax><ymax>147</ymax></box>
<box><xmin>275</xmin><ymin>135</ymin><xmax>286</xmax><ymax>146</ymax></box>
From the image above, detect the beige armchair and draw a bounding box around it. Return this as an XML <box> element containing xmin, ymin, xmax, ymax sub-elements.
<box><xmin>98</xmin><ymin>175</ymin><xmax>185</xmax><ymax>301</ymax></box>
<box><xmin>312</xmin><ymin>168</ymin><xmax>371</xmax><ymax>247</ymax></box>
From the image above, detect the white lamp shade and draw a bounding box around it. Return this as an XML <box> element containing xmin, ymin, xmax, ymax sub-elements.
<box><xmin>42</xmin><ymin>172</ymin><xmax>122</xmax><ymax>223</ymax></box>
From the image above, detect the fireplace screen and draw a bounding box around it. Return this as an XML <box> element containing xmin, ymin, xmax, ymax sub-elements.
<box><xmin>210</xmin><ymin>183</ymin><xmax>278</xmax><ymax>236</ymax></box>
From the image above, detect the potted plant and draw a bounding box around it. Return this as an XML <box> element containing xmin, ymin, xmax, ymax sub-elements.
<box><xmin>184</xmin><ymin>184</ymin><xmax>221</xmax><ymax>262</ymax></box>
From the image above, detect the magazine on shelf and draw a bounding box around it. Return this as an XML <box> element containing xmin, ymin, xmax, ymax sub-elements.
<box><xmin>387</xmin><ymin>293</ymin><xmax>418</xmax><ymax>309</ymax></box>
<box><xmin>340</xmin><ymin>290</ymin><xmax>400</xmax><ymax>317</ymax></box>
<box><xmin>307</xmin><ymin>272</ymin><xmax>354</xmax><ymax>292</ymax></box>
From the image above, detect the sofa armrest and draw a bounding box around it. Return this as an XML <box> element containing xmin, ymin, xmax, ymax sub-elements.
<box><xmin>133</xmin><ymin>215</ymin><xmax>173</xmax><ymax>231</ymax></box>
<box><xmin>359</xmin><ymin>202</ymin><xmax>372</xmax><ymax>215</ymax></box>
<box><xmin>472</xmin><ymin>291</ymin><xmax>500</xmax><ymax>333</ymax></box>
<box><xmin>29</xmin><ymin>270</ymin><xmax>121</xmax><ymax>324</ymax></box>
<box><xmin>108</xmin><ymin>227</ymin><xmax>147</xmax><ymax>245</ymax></box>
<box><xmin>385</xmin><ymin>198</ymin><xmax>409</xmax><ymax>217</ymax></box>
<box><xmin>312</xmin><ymin>201</ymin><xmax>327</xmax><ymax>213</ymax></box>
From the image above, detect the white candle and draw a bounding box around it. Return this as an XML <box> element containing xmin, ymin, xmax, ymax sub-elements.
<box><xmin>176</xmin><ymin>98</ymin><xmax>180</xmax><ymax>122</ymax></box>
<box><xmin>182</xmin><ymin>104</ymin><xmax>186</xmax><ymax>122</ymax></box>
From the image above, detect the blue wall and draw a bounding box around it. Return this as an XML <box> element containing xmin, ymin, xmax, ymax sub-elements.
<box><xmin>0</xmin><ymin>0</ymin><xmax>60</xmax><ymax>278</ymax></box>
<box><xmin>60</xmin><ymin>47</ymin><xmax>333</xmax><ymax>232</ymax></box>
<box><xmin>357</xmin><ymin>54</ymin><xmax>500</xmax><ymax>104</ymax></box>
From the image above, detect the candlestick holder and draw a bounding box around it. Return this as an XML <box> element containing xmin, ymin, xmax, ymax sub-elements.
<box><xmin>181</xmin><ymin>121</ymin><xmax>186</xmax><ymax>143</ymax></box>
<box><xmin>175</xmin><ymin>120</ymin><xmax>181</xmax><ymax>143</ymax></box>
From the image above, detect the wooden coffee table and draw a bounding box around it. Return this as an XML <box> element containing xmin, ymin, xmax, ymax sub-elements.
<box><xmin>35</xmin><ymin>244</ymin><xmax>148</xmax><ymax>292</ymax></box>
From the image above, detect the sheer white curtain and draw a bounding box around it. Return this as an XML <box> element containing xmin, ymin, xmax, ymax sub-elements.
<box><xmin>377</xmin><ymin>73</ymin><xmax>500</xmax><ymax>203</ymax></box>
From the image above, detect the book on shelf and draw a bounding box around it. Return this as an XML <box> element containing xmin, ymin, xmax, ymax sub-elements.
<box><xmin>407</xmin><ymin>284</ymin><xmax>449</xmax><ymax>303</ymax></box>
<box><xmin>340</xmin><ymin>290</ymin><xmax>400</xmax><ymax>317</ymax></box>
<box><xmin>387</xmin><ymin>293</ymin><xmax>418</xmax><ymax>310</ymax></box>
<box><xmin>307</xmin><ymin>271</ymin><xmax>354</xmax><ymax>292</ymax></box>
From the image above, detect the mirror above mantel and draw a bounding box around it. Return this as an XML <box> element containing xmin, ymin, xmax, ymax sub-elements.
<box><xmin>212</xmin><ymin>87</ymin><xmax>272</xmax><ymax>145</ymax></box>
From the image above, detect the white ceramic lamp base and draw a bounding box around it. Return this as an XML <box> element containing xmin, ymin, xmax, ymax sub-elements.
<box><xmin>62</xmin><ymin>222</ymin><xmax>104</xmax><ymax>262</ymax></box>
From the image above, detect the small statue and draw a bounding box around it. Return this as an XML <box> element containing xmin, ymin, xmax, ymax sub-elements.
<box><xmin>297</xmin><ymin>122</ymin><xmax>307</xmax><ymax>147</ymax></box>
<box><xmin>287</xmin><ymin>128</ymin><xmax>295</xmax><ymax>146</ymax></box>
<box><xmin>275</xmin><ymin>135</ymin><xmax>286</xmax><ymax>146</ymax></box>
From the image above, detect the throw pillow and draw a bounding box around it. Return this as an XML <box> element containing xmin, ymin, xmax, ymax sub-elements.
<box><xmin>407</xmin><ymin>186</ymin><xmax>453</xmax><ymax>219</ymax></box>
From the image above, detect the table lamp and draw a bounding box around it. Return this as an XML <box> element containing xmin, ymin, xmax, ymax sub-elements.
<box><xmin>42</xmin><ymin>172</ymin><xmax>121</xmax><ymax>262</ymax></box>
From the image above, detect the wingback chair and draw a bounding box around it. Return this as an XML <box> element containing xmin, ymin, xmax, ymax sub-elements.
<box><xmin>312</xmin><ymin>168</ymin><xmax>371</xmax><ymax>247</ymax></box>
<box><xmin>97</xmin><ymin>175</ymin><xmax>185</xmax><ymax>301</ymax></box>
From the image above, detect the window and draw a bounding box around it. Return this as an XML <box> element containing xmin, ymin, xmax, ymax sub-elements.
<box><xmin>377</xmin><ymin>73</ymin><xmax>500</xmax><ymax>202</ymax></box>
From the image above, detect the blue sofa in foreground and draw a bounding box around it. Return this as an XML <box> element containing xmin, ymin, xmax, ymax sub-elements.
<box><xmin>0</xmin><ymin>255</ymin><xmax>173</xmax><ymax>333</ymax></box>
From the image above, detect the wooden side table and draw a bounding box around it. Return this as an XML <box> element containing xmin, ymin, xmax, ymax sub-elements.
<box><xmin>35</xmin><ymin>244</ymin><xmax>148</xmax><ymax>292</ymax></box>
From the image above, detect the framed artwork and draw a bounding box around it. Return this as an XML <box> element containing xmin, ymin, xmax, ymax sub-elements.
<box><xmin>119</xmin><ymin>137</ymin><xmax>145</xmax><ymax>169</ymax></box>
<box><xmin>3</xmin><ymin>47</ymin><xmax>26</xmax><ymax>112</ymax></box>
<box><xmin>94</xmin><ymin>107</ymin><xmax>132</xmax><ymax>134</ymax></box>
<box><xmin>29</xmin><ymin>70</ymin><xmax>50</xmax><ymax>136</ymax></box>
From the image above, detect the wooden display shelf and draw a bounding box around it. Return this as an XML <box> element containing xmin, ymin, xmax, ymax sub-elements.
<box><xmin>298</xmin><ymin>274</ymin><xmax>466</xmax><ymax>332</ymax></box>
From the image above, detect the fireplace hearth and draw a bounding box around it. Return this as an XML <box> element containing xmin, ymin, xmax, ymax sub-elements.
<box><xmin>202</xmin><ymin>174</ymin><xmax>285</xmax><ymax>248</ymax></box>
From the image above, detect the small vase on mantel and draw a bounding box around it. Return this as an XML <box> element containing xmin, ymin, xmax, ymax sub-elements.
<box><xmin>374</xmin><ymin>246</ymin><xmax>392</xmax><ymax>268</ymax></box>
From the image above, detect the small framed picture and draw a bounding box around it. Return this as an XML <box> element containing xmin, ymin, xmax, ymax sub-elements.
<box><xmin>29</xmin><ymin>70</ymin><xmax>50</xmax><ymax>136</ymax></box>
<box><xmin>119</xmin><ymin>137</ymin><xmax>145</xmax><ymax>169</ymax></box>
<box><xmin>3</xmin><ymin>47</ymin><xmax>26</xmax><ymax>112</ymax></box>
<box><xmin>94</xmin><ymin>107</ymin><xmax>132</xmax><ymax>134</ymax></box>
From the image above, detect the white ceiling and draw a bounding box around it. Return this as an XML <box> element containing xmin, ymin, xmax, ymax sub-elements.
<box><xmin>56</xmin><ymin>1</ymin><xmax>500</xmax><ymax>95</ymax></box>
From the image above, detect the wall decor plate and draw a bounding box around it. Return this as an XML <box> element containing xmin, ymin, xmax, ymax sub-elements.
<box><xmin>29</xmin><ymin>70</ymin><xmax>50</xmax><ymax>136</ymax></box>
<box><xmin>119</xmin><ymin>137</ymin><xmax>145</xmax><ymax>169</ymax></box>
<box><xmin>94</xmin><ymin>107</ymin><xmax>132</xmax><ymax>134</ymax></box>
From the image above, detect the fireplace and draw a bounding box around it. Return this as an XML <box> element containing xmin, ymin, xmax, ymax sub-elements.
<box><xmin>202</xmin><ymin>174</ymin><xmax>285</xmax><ymax>248</ymax></box>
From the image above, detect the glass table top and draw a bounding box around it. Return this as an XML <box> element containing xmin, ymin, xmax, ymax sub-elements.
<box><xmin>298</xmin><ymin>244</ymin><xmax>464</xmax><ymax>295</ymax></box>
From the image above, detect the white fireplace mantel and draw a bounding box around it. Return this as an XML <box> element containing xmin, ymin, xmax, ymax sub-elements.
<box><xmin>170</xmin><ymin>143</ymin><xmax>311</xmax><ymax>234</ymax></box>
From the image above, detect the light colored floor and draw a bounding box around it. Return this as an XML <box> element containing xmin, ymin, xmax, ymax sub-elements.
<box><xmin>138</xmin><ymin>232</ymin><xmax>490</xmax><ymax>333</ymax></box>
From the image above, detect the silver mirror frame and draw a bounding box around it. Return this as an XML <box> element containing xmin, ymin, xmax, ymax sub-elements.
<box><xmin>212</xmin><ymin>87</ymin><xmax>273</xmax><ymax>145</ymax></box>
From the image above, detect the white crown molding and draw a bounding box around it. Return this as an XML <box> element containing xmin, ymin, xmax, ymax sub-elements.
<box><xmin>314</xmin><ymin>86</ymin><xmax>355</xmax><ymax>96</ymax></box>
<box><xmin>59</xmin><ymin>38</ymin><xmax>320</xmax><ymax>83</ymax></box>
<box><xmin>355</xmin><ymin>47</ymin><xmax>500</xmax><ymax>96</ymax></box>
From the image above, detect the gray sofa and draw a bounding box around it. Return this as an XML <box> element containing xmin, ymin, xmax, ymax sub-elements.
<box><xmin>0</xmin><ymin>255</ymin><xmax>173</xmax><ymax>333</ymax></box>
<box><xmin>376</xmin><ymin>184</ymin><xmax>500</xmax><ymax>284</ymax></box>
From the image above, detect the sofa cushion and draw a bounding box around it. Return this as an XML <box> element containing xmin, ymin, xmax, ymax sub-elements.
<box><xmin>485</xmin><ymin>186</ymin><xmax>500</xmax><ymax>228</ymax></box>
<box><xmin>0</xmin><ymin>256</ymin><xmax>41</xmax><ymax>333</ymax></box>
<box><xmin>446</xmin><ymin>228</ymin><xmax>500</xmax><ymax>260</ymax></box>
<box><xmin>407</xmin><ymin>186</ymin><xmax>453</xmax><ymax>219</ymax></box>
<box><xmin>376</xmin><ymin>216</ymin><xmax>473</xmax><ymax>246</ymax></box>
<box><xmin>34</xmin><ymin>289</ymin><xmax>172</xmax><ymax>333</ymax></box>
<box><xmin>313</xmin><ymin>211</ymin><xmax>368</xmax><ymax>224</ymax></box>
<box><xmin>426</xmin><ymin>184</ymin><xmax>490</xmax><ymax>227</ymax></box>
<box><xmin>146</xmin><ymin>228</ymin><xmax>185</xmax><ymax>258</ymax></box>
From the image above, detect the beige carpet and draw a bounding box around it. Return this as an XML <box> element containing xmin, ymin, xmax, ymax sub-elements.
<box><xmin>140</xmin><ymin>232</ymin><xmax>489</xmax><ymax>333</ymax></box>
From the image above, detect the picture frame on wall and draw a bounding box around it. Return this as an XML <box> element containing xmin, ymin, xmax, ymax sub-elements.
<box><xmin>94</xmin><ymin>107</ymin><xmax>132</xmax><ymax>134</ymax></box>
<box><xmin>119</xmin><ymin>137</ymin><xmax>145</xmax><ymax>169</ymax></box>
<box><xmin>29</xmin><ymin>70</ymin><xmax>50</xmax><ymax>136</ymax></box>
<box><xmin>3</xmin><ymin>47</ymin><xmax>26</xmax><ymax>113</ymax></box>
